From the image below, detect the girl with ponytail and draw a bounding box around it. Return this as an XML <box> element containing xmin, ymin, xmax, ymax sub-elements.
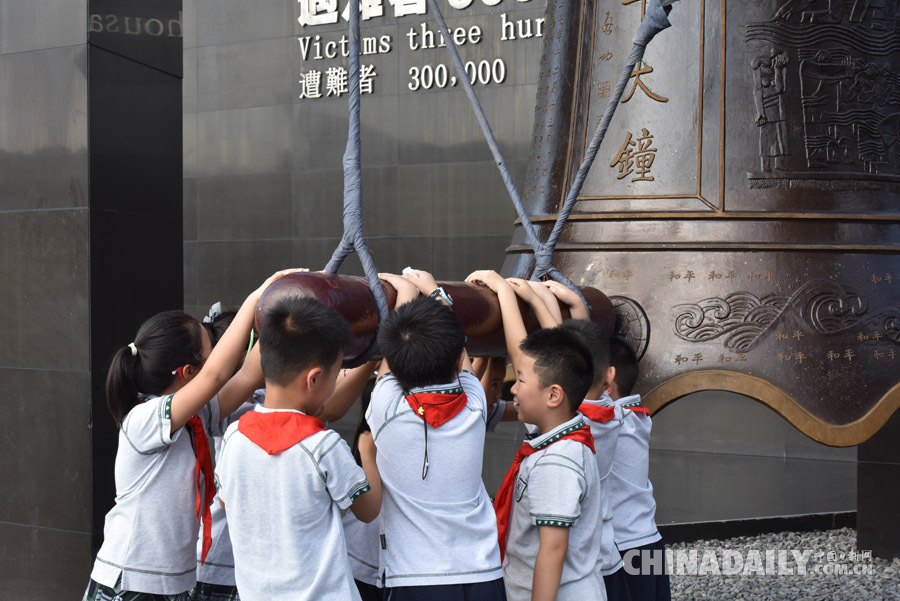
<box><xmin>84</xmin><ymin>269</ymin><xmax>299</xmax><ymax>601</ymax></box>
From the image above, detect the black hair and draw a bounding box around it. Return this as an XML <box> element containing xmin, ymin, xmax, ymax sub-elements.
<box><xmin>106</xmin><ymin>310</ymin><xmax>206</xmax><ymax>427</ymax></box>
<box><xmin>378</xmin><ymin>297</ymin><xmax>465</xmax><ymax>391</ymax></box>
<box><xmin>202</xmin><ymin>308</ymin><xmax>237</xmax><ymax>347</ymax></box>
<box><xmin>609</xmin><ymin>336</ymin><xmax>640</xmax><ymax>397</ymax></box>
<box><xmin>351</xmin><ymin>376</ymin><xmax>377</xmax><ymax>465</ymax></box>
<box><xmin>560</xmin><ymin>319</ymin><xmax>610</xmax><ymax>387</ymax></box>
<box><xmin>259</xmin><ymin>296</ymin><xmax>351</xmax><ymax>386</ymax></box>
<box><xmin>519</xmin><ymin>326</ymin><xmax>594</xmax><ymax>413</ymax></box>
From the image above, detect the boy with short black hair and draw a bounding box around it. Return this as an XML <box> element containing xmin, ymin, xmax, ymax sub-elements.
<box><xmin>367</xmin><ymin>270</ymin><xmax>505</xmax><ymax>600</ymax></box>
<box><xmin>559</xmin><ymin>319</ymin><xmax>630</xmax><ymax>600</ymax></box>
<box><xmin>495</xmin><ymin>326</ymin><xmax>606</xmax><ymax>601</ymax></box>
<box><xmin>216</xmin><ymin>296</ymin><xmax>382</xmax><ymax>601</ymax></box>
<box><xmin>607</xmin><ymin>336</ymin><xmax>671</xmax><ymax>601</ymax></box>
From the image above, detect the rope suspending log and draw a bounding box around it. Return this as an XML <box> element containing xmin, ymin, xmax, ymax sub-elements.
<box><xmin>426</xmin><ymin>0</ymin><xmax>678</xmax><ymax>310</ymax></box>
<box><xmin>324</xmin><ymin>0</ymin><xmax>389</xmax><ymax>366</ymax></box>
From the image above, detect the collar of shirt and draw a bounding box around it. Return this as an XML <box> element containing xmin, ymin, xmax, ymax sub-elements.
<box><xmin>254</xmin><ymin>405</ymin><xmax>308</xmax><ymax>415</ymax></box>
<box><xmin>615</xmin><ymin>394</ymin><xmax>642</xmax><ymax>408</ymax></box>
<box><xmin>527</xmin><ymin>414</ymin><xmax>587</xmax><ymax>450</ymax></box>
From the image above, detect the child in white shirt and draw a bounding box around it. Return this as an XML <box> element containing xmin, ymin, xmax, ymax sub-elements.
<box><xmin>216</xmin><ymin>296</ymin><xmax>381</xmax><ymax>601</ymax></box>
<box><xmin>365</xmin><ymin>271</ymin><xmax>505</xmax><ymax>600</ymax></box>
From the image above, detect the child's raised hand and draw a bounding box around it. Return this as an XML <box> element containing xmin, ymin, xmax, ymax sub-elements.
<box><xmin>379</xmin><ymin>272</ymin><xmax>419</xmax><ymax>307</ymax></box>
<box><xmin>506</xmin><ymin>277</ymin><xmax>539</xmax><ymax>303</ymax></box>
<box><xmin>466</xmin><ymin>270</ymin><xmax>509</xmax><ymax>294</ymax></box>
<box><xmin>543</xmin><ymin>280</ymin><xmax>588</xmax><ymax>320</ymax></box>
<box><xmin>401</xmin><ymin>268</ymin><xmax>439</xmax><ymax>294</ymax></box>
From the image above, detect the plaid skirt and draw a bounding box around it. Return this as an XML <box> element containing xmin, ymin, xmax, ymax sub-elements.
<box><xmin>189</xmin><ymin>582</ymin><xmax>240</xmax><ymax>601</ymax></box>
<box><xmin>82</xmin><ymin>580</ymin><xmax>191</xmax><ymax>601</ymax></box>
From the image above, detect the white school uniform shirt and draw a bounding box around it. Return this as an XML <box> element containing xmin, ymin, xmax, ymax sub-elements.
<box><xmin>342</xmin><ymin>512</ymin><xmax>382</xmax><ymax>586</ymax></box>
<box><xmin>502</xmin><ymin>414</ymin><xmax>606</xmax><ymax>601</ymax></box>
<box><xmin>216</xmin><ymin>406</ymin><xmax>369</xmax><ymax>601</ymax></box>
<box><xmin>366</xmin><ymin>371</ymin><xmax>502</xmax><ymax>588</ymax></box>
<box><xmin>581</xmin><ymin>394</ymin><xmax>626</xmax><ymax>577</ymax></box>
<box><xmin>195</xmin><ymin>393</ymin><xmax>263</xmax><ymax>585</ymax></box>
<box><xmin>607</xmin><ymin>394</ymin><xmax>662</xmax><ymax>550</ymax></box>
<box><xmin>91</xmin><ymin>394</ymin><xmax>222</xmax><ymax>594</ymax></box>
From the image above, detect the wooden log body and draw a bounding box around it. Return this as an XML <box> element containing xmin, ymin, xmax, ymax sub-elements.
<box><xmin>256</xmin><ymin>272</ymin><xmax>615</xmax><ymax>364</ymax></box>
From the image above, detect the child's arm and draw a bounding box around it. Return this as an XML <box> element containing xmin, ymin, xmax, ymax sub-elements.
<box><xmin>349</xmin><ymin>431</ymin><xmax>382</xmax><ymax>523</ymax></box>
<box><xmin>528</xmin><ymin>280</ymin><xmax>564</xmax><ymax>325</ymax></box>
<box><xmin>216</xmin><ymin>342</ymin><xmax>264</xmax><ymax>418</ymax></box>
<box><xmin>543</xmin><ymin>280</ymin><xmax>589</xmax><ymax>321</ymax></box>
<box><xmin>506</xmin><ymin>277</ymin><xmax>560</xmax><ymax>329</ymax></box>
<box><xmin>319</xmin><ymin>360</ymin><xmax>379</xmax><ymax>423</ymax></box>
<box><xmin>532</xmin><ymin>526</ymin><xmax>569</xmax><ymax>601</ymax></box>
<box><xmin>466</xmin><ymin>270</ymin><xmax>527</xmax><ymax>372</ymax></box>
<box><xmin>170</xmin><ymin>268</ymin><xmax>299</xmax><ymax>433</ymax></box>
<box><xmin>472</xmin><ymin>356</ymin><xmax>489</xmax><ymax>379</ymax></box>
<box><xmin>376</xmin><ymin>273</ymin><xmax>420</xmax><ymax>379</ymax></box>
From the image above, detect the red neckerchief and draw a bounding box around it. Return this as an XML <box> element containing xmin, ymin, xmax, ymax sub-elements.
<box><xmin>237</xmin><ymin>410</ymin><xmax>326</xmax><ymax>455</ymax></box>
<box><xmin>405</xmin><ymin>388</ymin><xmax>468</xmax><ymax>428</ymax></box>
<box><xmin>185</xmin><ymin>415</ymin><xmax>216</xmax><ymax>565</ymax></box>
<box><xmin>578</xmin><ymin>402</ymin><xmax>616</xmax><ymax>423</ymax></box>
<box><xmin>493</xmin><ymin>424</ymin><xmax>595</xmax><ymax>562</ymax></box>
<box><xmin>627</xmin><ymin>406</ymin><xmax>651</xmax><ymax>416</ymax></box>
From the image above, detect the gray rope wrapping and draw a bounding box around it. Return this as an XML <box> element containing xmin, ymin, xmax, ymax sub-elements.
<box><xmin>325</xmin><ymin>0</ymin><xmax>389</xmax><ymax>366</ymax></box>
<box><xmin>427</xmin><ymin>0</ymin><xmax>677</xmax><ymax>311</ymax></box>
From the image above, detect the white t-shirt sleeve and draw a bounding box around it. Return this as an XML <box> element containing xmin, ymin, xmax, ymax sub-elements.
<box><xmin>527</xmin><ymin>450</ymin><xmax>588</xmax><ymax>528</ymax></box>
<box><xmin>366</xmin><ymin>374</ymin><xmax>402</xmax><ymax>442</ymax></box>
<box><xmin>120</xmin><ymin>394</ymin><xmax>180</xmax><ymax>454</ymax></box>
<box><xmin>317</xmin><ymin>431</ymin><xmax>371</xmax><ymax>511</ymax></box>
<box><xmin>459</xmin><ymin>370</ymin><xmax>487</xmax><ymax>417</ymax></box>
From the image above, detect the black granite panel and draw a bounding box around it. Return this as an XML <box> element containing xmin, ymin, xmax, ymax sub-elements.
<box><xmin>292</xmin><ymin>237</ymin><xmax>350</xmax><ymax>274</ymax></box>
<box><xmin>431</xmin><ymin>234</ymin><xmax>510</xmax><ymax>281</ymax></box>
<box><xmin>857</xmin><ymin>410</ymin><xmax>900</xmax><ymax>558</ymax></box>
<box><xmin>182</xmin><ymin>0</ymin><xmax>197</xmax><ymax>49</ymax></box>
<box><xmin>183</xmin><ymin>47</ymin><xmax>198</xmax><ymax>113</ymax></box>
<box><xmin>88</xmin><ymin>46</ymin><xmax>182</xmax><ymax>215</ymax></box>
<box><xmin>857</xmin><ymin>462</ymin><xmax>900</xmax><ymax>559</ymax></box>
<box><xmin>365</xmin><ymin>235</ymin><xmax>435</xmax><ymax>276</ymax></box>
<box><xmin>0</xmin><ymin>45</ymin><xmax>88</xmax><ymax>211</ymax></box>
<box><xmin>0</xmin><ymin>368</ymin><xmax>92</xmax><ymax>531</ymax></box>
<box><xmin>88</xmin><ymin>0</ymin><xmax>183</xmax><ymax>77</ymax></box>
<box><xmin>184</xmin><ymin>176</ymin><xmax>198</xmax><ymax>241</ymax></box>
<box><xmin>0</xmin><ymin>0</ymin><xmax>87</xmax><ymax>54</ymax></box>
<box><xmin>650</xmin><ymin>449</ymin><xmax>856</xmax><ymax>525</ymax></box>
<box><xmin>184</xmin><ymin>241</ymin><xmax>199</xmax><ymax>306</ymax></box>
<box><xmin>197</xmin><ymin>37</ymin><xmax>295</xmax><ymax>112</ymax></box>
<box><xmin>0</xmin><ymin>209</ymin><xmax>90</xmax><ymax>371</ymax></box>
<box><xmin>361</xmin><ymin>166</ymin><xmax>434</xmax><ymax>237</ymax></box>
<box><xmin>198</xmin><ymin>240</ymin><xmax>293</xmax><ymax>305</ymax></box>
<box><xmin>184</xmin><ymin>111</ymin><xmax>198</xmax><ymax>177</ymax></box>
<box><xmin>0</xmin><ymin>522</ymin><xmax>92</xmax><ymax>600</ymax></box>
<box><xmin>429</xmin><ymin>160</ymin><xmax>522</xmax><ymax>238</ymax></box>
<box><xmin>292</xmin><ymin>98</ymin><xmax>359</xmax><ymax>172</ymax></box>
<box><xmin>197</xmin><ymin>105</ymin><xmax>293</xmax><ymax>176</ymax></box>
<box><xmin>195</xmin><ymin>0</ymin><xmax>293</xmax><ymax>47</ymax></box>
<box><xmin>197</xmin><ymin>172</ymin><xmax>293</xmax><ymax>241</ymax></box>
<box><xmin>291</xmin><ymin>169</ymin><xmax>346</xmax><ymax>240</ymax></box>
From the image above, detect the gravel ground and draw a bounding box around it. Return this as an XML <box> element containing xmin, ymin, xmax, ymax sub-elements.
<box><xmin>667</xmin><ymin>528</ymin><xmax>900</xmax><ymax>600</ymax></box>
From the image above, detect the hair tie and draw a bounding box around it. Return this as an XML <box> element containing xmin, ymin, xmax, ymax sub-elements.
<box><xmin>203</xmin><ymin>301</ymin><xmax>224</xmax><ymax>324</ymax></box>
<box><xmin>128</xmin><ymin>342</ymin><xmax>138</xmax><ymax>356</ymax></box>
